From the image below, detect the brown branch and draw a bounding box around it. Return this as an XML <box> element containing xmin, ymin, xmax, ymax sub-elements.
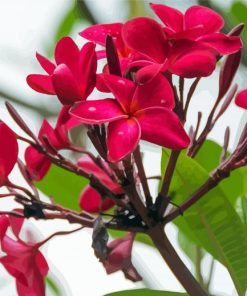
<box><xmin>133</xmin><ymin>145</ymin><xmax>152</xmax><ymax>207</ymax></box>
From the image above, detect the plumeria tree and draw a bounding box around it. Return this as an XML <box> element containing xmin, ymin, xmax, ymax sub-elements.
<box><xmin>0</xmin><ymin>3</ymin><xmax>247</xmax><ymax>296</ymax></box>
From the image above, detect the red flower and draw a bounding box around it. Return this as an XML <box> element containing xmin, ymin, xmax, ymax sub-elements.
<box><xmin>150</xmin><ymin>4</ymin><xmax>242</xmax><ymax>55</ymax></box>
<box><xmin>27</xmin><ymin>37</ymin><xmax>97</xmax><ymax>105</ymax></box>
<box><xmin>122</xmin><ymin>11</ymin><xmax>242</xmax><ymax>81</ymax></box>
<box><xmin>80</xmin><ymin>23</ymin><xmax>130</xmax><ymax>59</ymax></box>
<box><xmin>78</xmin><ymin>155</ymin><xmax>122</xmax><ymax>212</ymax></box>
<box><xmin>102</xmin><ymin>232</ymin><xmax>142</xmax><ymax>282</ymax></box>
<box><xmin>71</xmin><ymin>74</ymin><xmax>189</xmax><ymax>162</ymax></box>
<box><xmin>235</xmin><ymin>89</ymin><xmax>247</xmax><ymax>109</ymax></box>
<box><xmin>0</xmin><ymin>215</ymin><xmax>48</xmax><ymax>296</ymax></box>
<box><xmin>0</xmin><ymin>122</ymin><xmax>18</xmax><ymax>186</ymax></box>
<box><xmin>25</xmin><ymin>106</ymin><xmax>80</xmax><ymax>180</ymax></box>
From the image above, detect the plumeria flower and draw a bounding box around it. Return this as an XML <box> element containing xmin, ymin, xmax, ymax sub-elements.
<box><xmin>0</xmin><ymin>215</ymin><xmax>49</xmax><ymax>296</ymax></box>
<box><xmin>80</xmin><ymin>23</ymin><xmax>129</xmax><ymax>60</ymax></box>
<box><xmin>27</xmin><ymin>37</ymin><xmax>97</xmax><ymax>105</ymax></box>
<box><xmin>78</xmin><ymin>155</ymin><xmax>123</xmax><ymax>213</ymax></box>
<box><xmin>71</xmin><ymin>74</ymin><xmax>189</xmax><ymax>162</ymax></box>
<box><xmin>101</xmin><ymin>232</ymin><xmax>141</xmax><ymax>282</ymax></box>
<box><xmin>0</xmin><ymin>121</ymin><xmax>18</xmax><ymax>186</ymax></box>
<box><xmin>25</xmin><ymin>106</ymin><xmax>80</xmax><ymax>180</ymax></box>
<box><xmin>122</xmin><ymin>15</ymin><xmax>242</xmax><ymax>82</ymax></box>
<box><xmin>150</xmin><ymin>4</ymin><xmax>242</xmax><ymax>55</ymax></box>
<box><xmin>235</xmin><ymin>89</ymin><xmax>247</xmax><ymax>109</ymax></box>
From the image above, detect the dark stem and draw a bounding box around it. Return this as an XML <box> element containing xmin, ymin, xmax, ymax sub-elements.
<box><xmin>148</xmin><ymin>225</ymin><xmax>207</xmax><ymax>296</ymax></box>
<box><xmin>156</xmin><ymin>150</ymin><xmax>180</xmax><ymax>216</ymax></box>
<box><xmin>164</xmin><ymin>177</ymin><xmax>220</xmax><ymax>223</ymax></box>
<box><xmin>133</xmin><ymin>146</ymin><xmax>152</xmax><ymax>207</ymax></box>
<box><xmin>184</xmin><ymin>78</ymin><xmax>201</xmax><ymax>120</ymax></box>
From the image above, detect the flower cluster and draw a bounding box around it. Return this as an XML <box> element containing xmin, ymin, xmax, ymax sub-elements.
<box><xmin>0</xmin><ymin>3</ymin><xmax>246</xmax><ymax>296</ymax></box>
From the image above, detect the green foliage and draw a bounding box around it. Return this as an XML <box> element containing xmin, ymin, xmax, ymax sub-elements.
<box><xmin>109</xmin><ymin>229</ymin><xmax>154</xmax><ymax>247</ymax></box>
<box><xmin>177</xmin><ymin>231</ymin><xmax>204</xmax><ymax>266</ymax></box>
<box><xmin>195</xmin><ymin>140</ymin><xmax>245</xmax><ymax>205</ymax></box>
<box><xmin>46</xmin><ymin>276</ymin><xmax>62</xmax><ymax>296</ymax></box>
<box><xmin>105</xmin><ymin>289</ymin><xmax>187</xmax><ymax>296</ymax></box>
<box><xmin>161</xmin><ymin>147</ymin><xmax>247</xmax><ymax>295</ymax></box>
<box><xmin>35</xmin><ymin>165</ymin><xmax>88</xmax><ymax>211</ymax></box>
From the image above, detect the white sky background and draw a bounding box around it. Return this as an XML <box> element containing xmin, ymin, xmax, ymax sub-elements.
<box><xmin>0</xmin><ymin>0</ymin><xmax>247</xmax><ymax>295</ymax></box>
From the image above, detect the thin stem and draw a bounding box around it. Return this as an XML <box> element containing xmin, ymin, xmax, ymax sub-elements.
<box><xmin>133</xmin><ymin>146</ymin><xmax>152</xmax><ymax>207</ymax></box>
<box><xmin>195</xmin><ymin>246</ymin><xmax>204</xmax><ymax>287</ymax></box>
<box><xmin>36</xmin><ymin>227</ymin><xmax>84</xmax><ymax>247</ymax></box>
<box><xmin>156</xmin><ymin>150</ymin><xmax>180</xmax><ymax>216</ymax></box>
<box><xmin>206</xmin><ymin>258</ymin><xmax>215</xmax><ymax>292</ymax></box>
<box><xmin>184</xmin><ymin>78</ymin><xmax>201</xmax><ymax>119</ymax></box>
<box><xmin>179</xmin><ymin>77</ymin><xmax>184</xmax><ymax>107</ymax></box>
<box><xmin>6</xmin><ymin>180</ymin><xmax>35</xmax><ymax>200</ymax></box>
<box><xmin>148</xmin><ymin>226</ymin><xmax>207</xmax><ymax>296</ymax></box>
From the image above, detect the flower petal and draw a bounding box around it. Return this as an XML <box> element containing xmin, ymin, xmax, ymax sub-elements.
<box><xmin>198</xmin><ymin>33</ymin><xmax>242</xmax><ymax>55</ymax></box>
<box><xmin>150</xmin><ymin>4</ymin><xmax>183</xmax><ymax>32</ymax></box>
<box><xmin>102</xmin><ymin>74</ymin><xmax>136</xmax><ymax>112</ymax></box>
<box><xmin>0</xmin><ymin>216</ymin><xmax>10</xmax><ymax>239</ymax></box>
<box><xmin>70</xmin><ymin>99</ymin><xmax>127</xmax><ymax>124</ymax></box>
<box><xmin>52</xmin><ymin>64</ymin><xmax>81</xmax><ymax>105</ymax></box>
<box><xmin>168</xmin><ymin>40</ymin><xmax>216</xmax><ymax>78</ymax></box>
<box><xmin>79</xmin><ymin>185</ymin><xmax>115</xmax><ymax>213</ymax></box>
<box><xmin>35</xmin><ymin>251</ymin><xmax>49</xmax><ymax>277</ymax></box>
<box><xmin>134</xmin><ymin>63</ymin><xmax>164</xmax><ymax>84</ymax></box>
<box><xmin>26</xmin><ymin>74</ymin><xmax>55</xmax><ymax>95</ymax></box>
<box><xmin>78</xmin><ymin>42</ymin><xmax>97</xmax><ymax>100</ymax></box>
<box><xmin>25</xmin><ymin>146</ymin><xmax>51</xmax><ymax>181</ymax></box>
<box><xmin>135</xmin><ymin>107</ymin><xmax>190</xmax><ymax>149</ymax></box>
<box><xmin>235</xmin><ymin>89</ymin><xmax>247</xmax><ymax>109</ymax></box>
<box><xmin>122</xmin><ymin>17</ymin><xmax>169</xmax><ymax>63</ymax></box>
<box><xmin>0</xmin><ymin>122</ymin><xmax>18</xmax><ymax>185</ymax></box>
<box><xmin>107</xmin><ymin>118</ymin><xmax>141</xmax><ymax>162</ymax></box>
<box><xmin>54</xmin><ymin>36</ymin><xmax>79</xmax><ymax>76</ymax></box>
<box><xmin>36</xmin><ymin>52</ymin><xmax>56</xmax><ymax>75</ymax></box>
<box><xmin>78</xmin><ymin>156</ymin><xmax>122</xmax><ymax>193</ymax></box>
<box><xmin>9</xmin><ymin>215</ymin><xmax>24</xmax><ymax>238</ymax></box>
<box><xmin>131</xmin><ymin>74</ymin><xmax>174</xmax><ymax>112</ymax></box>
<box><xmin>185</xmin><ymin>6</ymin><xmax>224</xmax><ymax>34</ymax></box>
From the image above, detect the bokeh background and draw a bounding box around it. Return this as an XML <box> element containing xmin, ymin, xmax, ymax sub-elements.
<box><xmin>0</xmin><ymin>1</ymin><xmax>247</xmax><ymax>295</ymax></box>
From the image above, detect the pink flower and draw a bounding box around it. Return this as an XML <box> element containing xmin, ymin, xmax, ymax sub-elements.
<box><xmin>78</xmin><ymin>155</ymin><xmax>122</xmax><ymax>212</ymax></box>
<box><xmin>25</xmin><ymin>106</ymin><xmax>80</xmax><ymax>180</ymax></box>
<box><xmin>235</xmin><ymin>89</ymin><xmax>247</xmax><ymax>109</ymax></box>
<box><xmin>27</xmin><ymin>37</ymin><xmax>97</xmax><ymax>105</ymax></box>
<box><xmin>0</xmin><ymin>122</ymin><xmax>18</xmax><ymax>186</ymax></box>
<box><xmin>122</xmin><ymin>13</ymin><xmax>242</xmax><ymax>81</ymax></box>
<box><xmin>0</xmin><ymin>215</ymin><xmax>49</xmax><ymax>296</ymax></box>
<box><xmin>80</xmin><ymin>23</ymin><xmax>130</xmax><ymax>59</ymax></box>
<box><xmin>71</xmin><ymin>74</ymin><xmax>189</xmax><ymax>162</ymax></box>
<box><xmin>102</xmin><ymin>233</ymin><xmax>142</xmax><ymax>282</ymax></box>
<box><xmin>150</xmin><ymin>4</ymin><xmax>242</xmax><ymax>55</ymax></box>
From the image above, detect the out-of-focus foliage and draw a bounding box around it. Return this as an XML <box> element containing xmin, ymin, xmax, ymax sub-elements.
<box><xmin>36</xmin><ymin>165</ymin><xmax>88</xmax><ymax>211</ymax></box>
<box><xmin>161</xmin><ymin>146</ymin><xmax>247</xmax><ymax>296</ymax></box>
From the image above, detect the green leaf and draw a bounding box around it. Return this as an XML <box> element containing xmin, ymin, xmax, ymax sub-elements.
<box><xmin>195</xmin><ymin>140</ymin><xmax>244</xmax><ymax>205</ymax></box>
<box><xmin>35</xmin><ymin>165</ymin><xmax>88</xmax><ymax>211</ymax></box>
<box><xmin>161</xmin><ymin>149</ymin><xmax>247</xmax><ymax>295</ymax></box>
<box><xmin>105</xmin><ymin>289</ymin><xmax>187</xmax><ymax>296</ymax></box>
<box><xmin>46</xmin><ymin>276</ymin><xmax>62</xmax><ymax>296</ymax></box>
<box><xmin>109</xmin><ymin>229</ymin><xmax>154</xmax><ymax>248</ymax></box>
<box><xmin>177</xmin><ymin>231</ymin><xmax>204</xmax><ymax>266</ymax></box>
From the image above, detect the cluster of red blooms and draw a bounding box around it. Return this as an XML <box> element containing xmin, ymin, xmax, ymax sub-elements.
<box><xmin>0</xmin><ymin>4</ymin><xmax>246</xmax><ymax>295</ymax></box>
